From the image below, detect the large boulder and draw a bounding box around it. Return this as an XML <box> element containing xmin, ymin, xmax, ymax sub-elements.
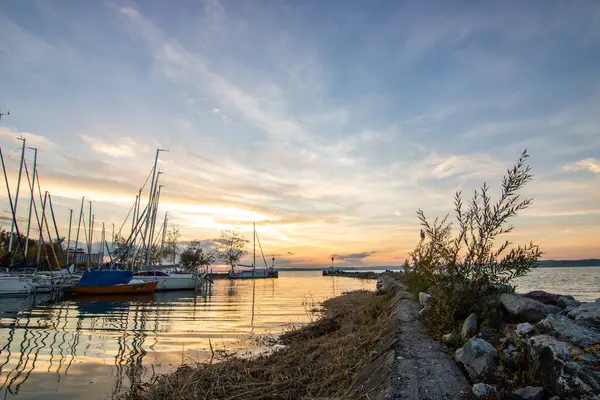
<box><xmin>455</xmin><ymin>338</ymin><xmax>497</xmax><ymax>380</ymax></box>
<box><xmin>500</xmin><ymin>293</ymin><xmax>561</xmax><ymax>323</ymax></box>
<box><xmin>557</xmin><ymin>296</ymin><xmax>580</xmax><ymax>309</ymax></box>
<box><xmin>536</xmin><ymin>314</ymin><xmax>600</xmax><ymax>348</ymax></box>
<box><xmin>527</xmin><ymin>335</ymin><xmax>600</xmax><ymax>399</ymax></box>
<box><xmin>515</xmin><ymin>322</ymin><xmax>534</xmax><ymax>337</ymax></box>
<box><xmin>419</xmin><ymin>292</ymin><xmax>432</xmax><ymax>307</ymax></box>
<box><xmin>462</xmin><ymin>313</ymin><xmax>478</xmax><ymax>339</ymax></box>
<box><xmin>566</xmin><ymin>302</ymin><xmax>600</xmax><ymax>332</ymax></box>
<box><xmin>376</xmin><ymin>274</ymin><xmax>399</xmax><ymax>294</ymax></box>
<box><xmin>524</xmin><ymin>290</ymin><xmax>575</xmax><ymax>307</ymax></box>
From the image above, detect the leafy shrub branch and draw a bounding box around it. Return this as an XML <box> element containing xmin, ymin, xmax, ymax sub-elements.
<box><xmin>405</xmin><ymin>150</ymin><xmax>542</xmax><ymax>332</ymax></box>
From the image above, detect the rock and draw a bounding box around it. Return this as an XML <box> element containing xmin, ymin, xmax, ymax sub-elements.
<box><xmin>557</xmin><ymin>296</ymin><xmax>580</xmax><ymax>309</ymax></box>
<box><xmin>516</xmin><ymin>322</ymin><xmax>535</xmax><ymax>337</ymax></box>
<box><xmin>418</xmin><ymin>292</ymin><xmax>432</xmax><ymax>307</ymax></box>
<box><xmin>376</xmin><ymin>275</ymin><xmax>399</xmax><ymax>294</ymax></box>
<box><xmin>566</xmin><ymin>302</ymin><xmax>600</xmax><ymax>332</ymax></box>
<box><xmin>524</xmin><ymin>290</ymin><xmax>575</xmax><ymax>306</ymax></box>
<box><xmin>472</xmin><ymin>382</ymin><xmax>497</xmax><ymax>398</ymax></box>
<box><xmin>441</xmin><ymin>333</ymin><xmax>459</xmax><ymax>346</ymax></box>
<box><xmin>502</xmin><ymin>344</ymin><xmax>520</xmax><ymax>366</ymax></box>
<box><xmin>511</xmin><ymin>386</ymin><xmax>543</xmax><ymax>400</ymax></box>
<box><xmin>500</xmin><ymin>293</ymin><xmax>562</xmax><ymax>323</ymax></box>
<box><xmin>455</xmin><ymin>338</ymin><xmax>498</xmax><ymax>380</ymax></box>
<box><xmin>548</xmin><ymin>397</ymin><xmax>559</xmax><ymax>400</ymax></box>
<box><xmin>527</xmin><ymin>334</ymin><xmax>600</xmax><ymax>399</ymax></box>
<box><xmin>536</xmin><ymin>313</ymin><xmax>600</xmax><ymax>348</ymax></box>
<box><xmin>462</xmin><ymin>313</ymin><xmax>478</xmax><ymax>339</ymax></box>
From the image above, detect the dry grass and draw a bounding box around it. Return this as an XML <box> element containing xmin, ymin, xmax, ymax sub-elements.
<box><xmin>125</xmin><ymin>290</ymin><xmax>396</xmax><ymax>400</ymax></box>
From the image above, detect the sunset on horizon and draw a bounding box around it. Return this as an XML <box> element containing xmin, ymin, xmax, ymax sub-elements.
<box><xmin>1</xmin><ymin>0</ymin><xmax>599</xmax><ymax>269</ymax></box>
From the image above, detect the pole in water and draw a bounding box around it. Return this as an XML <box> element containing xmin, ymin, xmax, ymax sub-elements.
<box><xmin>8</xmin><ymin>137</ymin><xmax>26</xmax><ymax>253</ymax></box>
<box><xmin>24</xmin><ymin>147</ymin><xmax>37</xmax><ymax>258</ymax></box>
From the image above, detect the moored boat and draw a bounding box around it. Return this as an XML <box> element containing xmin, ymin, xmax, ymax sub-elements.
<box><xmin>134</xmin><ymin>268</ymin><xmax>207</xmax><ymax>291</ymax></box>
<box><xmin>71</xmin><ymin>280</ymin><xmax>157</xmax><ymax>295</ymax></box>
<box><xmin>71</xmin><ymin>270</ymin><xmax>157</xmax><ymax>296</ymax></box>
<box><xmin>0</xmin><ymin>274</ymin><xmax>35</xmax><ymax>296</ymax></box>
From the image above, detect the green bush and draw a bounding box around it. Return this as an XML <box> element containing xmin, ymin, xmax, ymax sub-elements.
<box><xmin>404</xmin><ymin>150</ymin><xmax>542</xmax><ymax>333</ymax></box>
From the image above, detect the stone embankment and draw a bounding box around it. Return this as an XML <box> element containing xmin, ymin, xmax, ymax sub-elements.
<box><xmin>376</xmin><ymin>273</ymin><xmax>600</xmax><ymax>400</ymax></box>
<box><xmin>425</xmin><ymin>287</ymin><xmax>599</xmax><ymax>399</ymax></box>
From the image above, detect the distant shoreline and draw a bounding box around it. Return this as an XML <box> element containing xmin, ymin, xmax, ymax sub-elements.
<box><xmin>277</xmin><ymin>259</ymin><xmax>600</xmax><ymax>271</ymax></box>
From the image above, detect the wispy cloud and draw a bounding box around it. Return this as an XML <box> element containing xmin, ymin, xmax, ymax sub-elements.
<box><xmin>563</xmin><ymin>158</ymin><xmax>600</xmax><ymax>174</ymax></box>
<box><xmin>79</xmin><ymin>134</ymin><xmax>137</xmax><ymax>158</ymax></box>
<box><xmin>0</xmin><ymin>126</ymin><xmax>57</xmax><ymax>151</ymax></box>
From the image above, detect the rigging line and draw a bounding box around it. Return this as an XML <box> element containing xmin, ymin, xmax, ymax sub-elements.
<box><xmin>34</xmin><ymin>171</ymin><xmax>60</xmax><ymax>269</ymax></box>
<box><xmin>23</xmin><ymin>161</ymin><xmax>44</xmax><ymax>262</ymax></box>
<box><xmin>116</xmin><ymin>200</ymin><xmax>135</xmax><ymax>238</ymax></box>
<box><xmin>115</xmin><ymin>167</ymin><xmax>154</xmax><ymax>240</ymax></box>
<box><xmin>255</xmin><ymin>231</ymin><xmax>268</xmax><ymax>269</ymax></box>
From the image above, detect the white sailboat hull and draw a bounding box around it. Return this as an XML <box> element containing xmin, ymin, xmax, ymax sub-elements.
<box><xmin>134</xmin><ymin>273</ymin><xmax>204</xmax><ymax>291</ymax></box>
<box><xmin>0</xmin><ymin>275</ymin><xmax>34</xmax><ymax>296</ymax></box>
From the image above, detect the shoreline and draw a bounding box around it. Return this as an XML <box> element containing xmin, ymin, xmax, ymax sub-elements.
<box><xmin>124</xmin><ymin>285</ymin><xmax>398</xmax><ymax>399</ymax></box>
<box><xmin>123</xmin><ymin>271</ymin><xmax>600</xmax><ymax>400</ymax></box>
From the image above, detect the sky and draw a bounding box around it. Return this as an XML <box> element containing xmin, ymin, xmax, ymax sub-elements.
<box><xmin>0</xmin><ymin>0</ymin><xmax>599</xmax><ymax>267</ymax></box>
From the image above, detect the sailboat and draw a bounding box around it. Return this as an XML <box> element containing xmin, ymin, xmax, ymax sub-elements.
<box><xmin>229</xmin><ymin>223</ymin><xmax>278</xmax><ymax>279</ymax></box>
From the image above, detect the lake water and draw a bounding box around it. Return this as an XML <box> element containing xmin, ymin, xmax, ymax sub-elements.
<box><xmin>0</xmin><ymin>267</ymin><xmax>598</xmax><ymax>400</ymax></box>
<box><xmin>0</xmin><ymin>271</ymin><xmax>376</xmax><ymax>400</ymax></box>
<box><xmin>514</xmin><ymin>266</ymin><xmax>600</xmax><ymax>302</ymax></box>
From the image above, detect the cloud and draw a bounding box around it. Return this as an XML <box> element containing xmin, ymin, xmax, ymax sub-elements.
<box><xmin>79</xmin><ymin>134</ymin><xmax>137</xmax><ymax>158</ymax></box>
<box><xmin>562</xmin><ymin>158</ymin><xmax>600</xmax><ymax>174</ymax></box>
<box><xmin>332</xmin><ymin>251</ymin><xmax>377</xmax><ymax>261</ymax></box>
<box><xmin>0</xmin><ymin>127</ymin><xmax>57</xmax><ymax>151</ymax></box>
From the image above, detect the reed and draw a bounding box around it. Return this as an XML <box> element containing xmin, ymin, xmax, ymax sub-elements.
<box><xmin>125</xmin><ymin>289</ymin><xmax>395</xmax><ymax>400</ymax></box>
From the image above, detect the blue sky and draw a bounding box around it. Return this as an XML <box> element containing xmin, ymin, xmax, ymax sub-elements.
<box><xmin>1</xmin><ymin>0</ymin><xmax>599</xmax><ymax>266</ymax></box>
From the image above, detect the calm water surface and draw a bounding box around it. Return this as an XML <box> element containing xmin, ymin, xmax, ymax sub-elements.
<box><xmin>514</xmin><ymin>266</ymin><xmax>600</xmax><ymax>302</ymax></box>
<box><xmin>0</xmin><ymin>271</ymin><xmax>375</xmax><ymax>400</ymax></box>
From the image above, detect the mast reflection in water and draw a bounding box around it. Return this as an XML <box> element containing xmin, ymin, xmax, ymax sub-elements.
<box><xmin>0</xmin><ymin>271</ymin><xmax>376</xmax><ymax>399</ymax></box>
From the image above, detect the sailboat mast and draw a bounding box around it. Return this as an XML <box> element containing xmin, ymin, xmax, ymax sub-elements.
<box><xmin>66</xmin><ymin>208</ymin><xmax>73</xmax><ymax>266</ymax></box>
<box><xmin>148</xmin><ymin>179</ymin><xmax>163</xmax><ymax>264</ymax></box>
<box><xmin>24</xmin><ymin>147</ymin><xmax>37</xmax><ymax>257</ymax></box>
<box><xmin>36</xmin><ymin>192</ymin><xmax>48</xmax><ymax>266</ymax></box>
<box><xmin>253</xmin><ymin>222</ymin><xmax>256</xmax><ymax>269</ymax></box>
<box><xmin>0</xmin><ymin>147</ymin><xmax>26</xmax><ymax>261</ymax></box>
<box><xmin>159</xmin><ymin>211</ymin><xmax>168</xmax><ymax>265</ymax></box>
<box><xmin>132</xmin><ymin>194</ymin><xmax>138</xmax><ymax>236</ymax></box>
<box><xmin>87</xmin><ymin>201</ymin><xmax>92</xmax><ymax>268</ymax></box>
<box><xmin>8</xmin><ymin>137</ymin><xmax>26</xmax><ymax>253</ymax></box>
<box><xmin>73</xmin><ymin>196</ymin><xmax>84</xmax><ymax>267</ymax></box>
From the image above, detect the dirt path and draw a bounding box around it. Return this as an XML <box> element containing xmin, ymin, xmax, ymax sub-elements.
<box><xmin>388</xmin><ymin>282</ymin><xmax>470</xmax><ymax>399</ymax></box>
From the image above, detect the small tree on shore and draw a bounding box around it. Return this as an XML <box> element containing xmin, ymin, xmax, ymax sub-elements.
<box><xmin>217</xmin><ymin>230</ymin><xmax>247</xmax><ymax>271</ymax></box>
<box><xmin>163</xmin><ymin>225</ymin><xmax>181</xmax><ymax>264</ymax></box>
<box><xmin>405</xmin><ymin>150</ymin><xmax>542</xmax><ymax>333</ymax></box>
<box><xmin>180</xmin><ymin>240</ymin><xmax>216</xmax><ymax>272</ymax></box>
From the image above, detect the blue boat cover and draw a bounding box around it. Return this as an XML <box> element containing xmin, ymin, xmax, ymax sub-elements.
<box><xmin>76</xmin><ymin>270</ymin><xmax>133</xmax><ymax>287</ymax></box>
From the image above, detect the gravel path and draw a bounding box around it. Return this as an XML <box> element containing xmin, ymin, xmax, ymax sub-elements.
<box><xmin>388</xmin><ymin>283</ymin><xmax>471</xmax><ymax>400</ymax></box>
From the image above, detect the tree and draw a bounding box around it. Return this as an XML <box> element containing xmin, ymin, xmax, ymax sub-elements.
<box><xmin>180</xmin><ymin>240</ymin><xmax>216</xmax><ymax>272</ymax></box>
<box><xmin>405</xmin><ymin>150</ymin><xmax>542</xmax><ymax>333</ymax></box>
<box><xmin>163</xmin><ymin>225</ymin><xmax>181</xmax><ymax>264</ymax></box>
<box><xmin>217</xmin><ymin>230</ymin><xmax>247</xmax><ymax>270</ymax></box>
